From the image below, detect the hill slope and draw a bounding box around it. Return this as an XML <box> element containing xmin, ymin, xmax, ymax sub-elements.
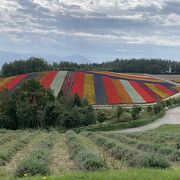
<box><xmin>0</xmin><ymin>71</ymin><xmax>180</xmax><ymax>105</ymax></box>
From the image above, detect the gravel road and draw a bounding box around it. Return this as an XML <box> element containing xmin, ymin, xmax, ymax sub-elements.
<box><xmin>116</xmin><ymin>106</ymin><xmax>180</xmax><ymax>133</ymax></box>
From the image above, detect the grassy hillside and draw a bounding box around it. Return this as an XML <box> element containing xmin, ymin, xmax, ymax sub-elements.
<box><xmin>0</xmin><ymin>71</ymin><xmax>180</xmax><ymax>105</ymax></box>
<box><xmin>0</xmin><ymin>125</ymin><xmax>179</xmax><ymax>179</ymax></box>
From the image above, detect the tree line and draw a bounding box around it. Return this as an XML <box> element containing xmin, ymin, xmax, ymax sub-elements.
<box><xmin>1</xmin><ymin>57</ymin><xmax>180</xmax><ymax>77</ymax></box>
<box><xmin>0</xmin><ymin>80</ymin><xmax>96</xmax><ymax>130</ymax></box>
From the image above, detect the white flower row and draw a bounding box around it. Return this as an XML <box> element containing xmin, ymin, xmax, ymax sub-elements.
<box><xmin>50</xmin><ymin>71</ymin><xmax>68</xmax><ymax>97</ymax></box>
<box><xmin>120</xmin><ymin>80</ymin><xmax>145</xmax><ymax>103</ymax></box>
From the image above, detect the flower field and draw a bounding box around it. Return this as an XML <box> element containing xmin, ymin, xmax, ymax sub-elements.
<box><xmin>0</xmin><ymin>70</ymin><xmax>180</xmax><ymax>105</ymax></box>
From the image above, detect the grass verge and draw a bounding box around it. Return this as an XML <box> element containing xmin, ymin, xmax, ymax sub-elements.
<box><xmin>6</xmin><ymin>168</ymin><xmax>180</xmax><ymax>180</ymax></box>
<box><xmin>77</xmin><ymin>111</ymin><xmax>165</xmax><ymax>132</ymax></box>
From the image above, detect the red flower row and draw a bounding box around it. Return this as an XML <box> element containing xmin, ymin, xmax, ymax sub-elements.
<box><xmin>3</xmin><ymin>74</ymin><xmax>28</xmax><ymax>90</ymax></box>
<box><xmin>61</xmin><ymin>72</ymin><xmax>75</xmax><ymax>95</ymax></box>
<box><xmin>155</xmin><ymin>84</ymin><xmax>174</xmax><ymax>96</ymax></box>
<box><xmin>102</xmin><ymin>77</ymin><xmax>121</xmax><ymax>105</ymax></box>
<box><xmin>40</xmin><ymin>71</ymin><xmax>58</xmax><ymax>89</ymax></box>
<box><xmin>129</xmin><ymin>81</ymin><xmax>156</xmax><ymax>103</ymax></box>
<box><xmin>70</xmin><ymin>72</ymin><xmax>85</xmax><ymax>97</ymax></box>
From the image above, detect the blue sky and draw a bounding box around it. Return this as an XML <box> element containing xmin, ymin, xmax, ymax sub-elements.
<box><xmin>0</xmin><ymin>0</ymin><xmax>180</xmax><ymax>63</ymax></box>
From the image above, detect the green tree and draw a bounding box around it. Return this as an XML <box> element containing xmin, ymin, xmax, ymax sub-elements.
<box><xmin>97</xmin><ymin>112</ymin><xmax>107</xmax><ymax>124</ymax></box>
<box><xmin>14</xmin><ymin>80</ymin><xmax>55</xmax><ymax>128</ymax></box>
<box><xmin>43</xmin><ymin>103</ymin><xmax>57</xmax><ymax>128</ymax></box>
<box><xmin>59</xmin><ymin>107</ymin><xmax>84</xmax><ymax>128</ymax></box>
<box><xmin>0</xmin><ymin>90</ymin><xmax>17</xmax><ymax>129</ymax></box>
<box><xmin>2</xmin><ymin>58</ymin><xmax>51</xmax><ymax>77</ymax></box>
<box><xmin>131</xmin><ymin>106</ymin><xmax>142</xmax><ymax>120</ymax></box>
<box><xmin>83</xmin><ymin>105</ymin><xmax>96</xmax><ymax>126</ymax></box>
<box><xmin>73</xmin><ymin>94</ymin><xmax>82</xmax><ymax>107</ymax></box>
<box><xmin>154</xmin><ymin>100</ymin><xmax>165</xmax><ymax>114</ymax></box>
<box><xmin>115</xmin><ymin>106</ymin><xmax>124</xmax><ymax>120</ymax></box>
<box><xmin>147</xmin><ymin>105</ymin><xmax>154</xmax><ymax>115</ymax></box>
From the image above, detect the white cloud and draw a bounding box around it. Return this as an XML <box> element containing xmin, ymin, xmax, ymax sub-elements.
<box><xmin>137</xmin><ymin>49</ymin><xmax>147</xmax><ymax>53</ymax></box>
<box><xmin>0</xmin><ymin>0</ymin><xmax>180</xmax><ymax>59</ymax></box>
<box><xmin>0</xmin><ymin>0</ymin><xmax>23</xmax><ymax>12</ymax></box>
<box><xmin>116</xmin><ymin>49</ymin><xmax>129</xmax><ymax>52</ymax></box>
<box><xmin>71</xmin><ymin>31</ymin><xmax>180</xmax><ymax>47</ymax></box>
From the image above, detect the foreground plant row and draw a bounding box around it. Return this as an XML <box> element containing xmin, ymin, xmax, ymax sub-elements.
<box><xmin>0</xmin><ymin>126</ymin><xmax>179</xmax><ymax>178</ymax></box>
<box><xmin>0</xmin><ymin>70</ymin><xmax>180</xmax><ymax>105</ymax></box>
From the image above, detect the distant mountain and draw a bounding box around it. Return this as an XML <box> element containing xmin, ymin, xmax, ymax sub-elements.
<box><xmin>0</xmin><ymin>51</ymin><xmax>32</xmax><ymax>66</ymax></box>
<box><xmin>0</xmin><ymin>50</ymin><xmax>92</xmax><ymax>67</ymax></box>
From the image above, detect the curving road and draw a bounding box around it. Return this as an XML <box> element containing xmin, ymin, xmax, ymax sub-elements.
<box><xmin>116</xmin><ymin>106</ymin><xmax>180</xmax><ymax>133</ymax></box>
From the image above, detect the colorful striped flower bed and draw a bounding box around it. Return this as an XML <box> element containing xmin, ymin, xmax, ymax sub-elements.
<box><xmin>120</xmin><ymin>80</ymin><xmax>145</xmax><ymax>104</ymax></box>
<box><xmin>50</xmin><ymin>71</ymin><xmax>68</xmax><ymax>97</ymax></box>
<box><xmin>83</xmin><ymin>74</ymin><xmax>96</xmax><ymax>104</ymax></box>
<box><xmin>70</xmin><ymin>72</ymin><xmax>85</xmax><ymax>98</ymax></box>
<box><xmin>103</xmin><ymin>77</ymin><xmax>121</xmax><ymax>105</ymax></box>
<box><xmin>113</xmin><ymin>79</ymin><xmax>133</xmax><ymax>104</ymax></box>
<box><xmin>40</xmin><ymin>71</ymin><xmax>58</xmax><ymax>89</ymax></box>
<box><xmin>0</xmin><ymin>71</ymin><xmax>179</xmax><ymax>105</ymax></box>
<box><xmin>61</xmin><ymin>72</ymin><xmax>75</xmax><ymax>95</ymax></box>
<box><xmin>129</xmin><ymin>81</ymin><xmax>156</xmax><ymax>103</ymax></box>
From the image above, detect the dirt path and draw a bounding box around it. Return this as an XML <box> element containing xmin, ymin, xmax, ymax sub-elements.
<box><xmin>116</xmin><ymin>106</ymin><xmax>180</xmax><ymax>133</ymax></box>
<box><xmin>50</xmin><ymin>133</ymin><xmax>76</xmax><ymax>175</ymax></box>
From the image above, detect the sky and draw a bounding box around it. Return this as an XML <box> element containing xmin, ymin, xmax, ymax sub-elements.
<box><xmin>0</xmin><ymin>0</ymin><xmax>180</xmax><ymax>63</ymax></box>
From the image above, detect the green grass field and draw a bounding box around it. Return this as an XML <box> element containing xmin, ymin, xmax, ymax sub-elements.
<box><xmin>1</xmin><ymin>168</ymin><xmax>180</xmax><ymax>180</ymax></box>
<box><xmin>0</xmin><ymin>125</ymin><xmax>179</xmax><ymax>180</ymax></box>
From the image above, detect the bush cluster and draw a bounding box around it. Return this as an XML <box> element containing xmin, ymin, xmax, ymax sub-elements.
<box><xmin>112</xmin><ymin>97</ymin><xmax>180</xmax><ymax>124</ymax></box>
<box><xmin>15</xmin><ymin>133</ymin><xmax>55</xmax><ymax>177</ymax></box>
<box><xmin>107</xmin><ymin>132</ymin><xmax>178</xmax><ymax>164</ymax></box>
<box><xmin>0</xmin><ymin>132</ymin><xmax>33</xmax><ymax>165</ymax></box>
<box><xmin>87</xmin><ymin>133</ymin><xmax>170</xmax><ymax>168</ymax></box>
<box><xmin>0</xmin><ymin>80</ymin><xmax>96</xmax><ymax>130</ymax></box>
<box><xmin>0</xmin><ymin>131</ymin><xmax>20</xmax><ymax>146</ymax></box>
<box><xmin>66</xmin><ymin>131</ymin><xmax>106</xmax><ymax>171</ymax></box>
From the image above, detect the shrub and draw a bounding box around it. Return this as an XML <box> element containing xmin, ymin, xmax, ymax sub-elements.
<box><xmin>118</xmin><ymin>112</ymin><xmax>132</xmax><ymax>122</ymax></box>
<box><xmin>147</xmin><ymin>105</ymin><xmax>154</xmax><ymax>115</ymax></box>
<box><xmin>0</xmin><ymin>133</ymin><xmax>32</xmax><ymax>166</ymax></box>
<box><xmin>137</xmin><ymin>142</ymin><xmax>152</xmax><ymax>151</ymax></box>
<box><xmin>108</xmin><ymin>145</ymin><xmax>125</xmax><ymax>159</ymax></box>
<box><xmin>165</xmin><ymin>99</ymin><xmax>173</xmax><ymax>107</ymax></box>
<box><xmin>158</xmin><ymin>146</ymin><xmax>175</xmax><ymax>155</ymax></box>
<box><xmin>15</xmin><ymin>133</ymin><xmax>54</xmax><ymax>177</ymax></box>
<box><xmin>0</xmin><ymin>132</ymin><xmax>19</xmax><ymax>146</ymax></box>
<box><xmin>88</xmin><ymin>134</ymin><xmax>139</xmax><ymax>164</ymax></box>
<box><xmin>154</xmin><ymin>100</ymin><xmax>165</xmax><ymax>114</ymax></box>
<box><xmin>170</xmin><ymin>150</ymin><xmax>180</xmax><ymax>161</ymax></box>
<box><xmin>115</xmin><ymin>106</ymin><xmax>124</xmax><ymax>120</ymax></box>
<box><xmin>138</xmin><ymin>153</ymin><xmax>170</xmax><ymax>168</ymax></box>
<box><xmin>97</xmin><ymin>112</ymin><xmax>107</xmax><ymax>124</ymax></box>
<box><xmin>175</xmin><ymin>143</ymin><xmax>180</xmax><ymax>150</ymax></box>
<box><xmin>66</xmin><ymin>131</ymin><xmax>106</xmax><ymax>171</ymax></box>
<box><xmin>131</xmin><ymin>106</ymin><xmax>142</xmax><ymax>120</ymax></box>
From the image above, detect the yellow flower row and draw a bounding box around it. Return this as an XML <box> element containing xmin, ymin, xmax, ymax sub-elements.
<box><xmin>145</xmin><ymin>83</ymin><xmax>169</xmax><ymax>99</ymax></box>
<box><xmin>83</xmin><ymin>74</ymin><xmax>96</xmax><ymax>104</ymax></box>
<box><xmin>0</xmin><ymin>77</ymin><xmax>14</xmax><ymax>86</ymax></box>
